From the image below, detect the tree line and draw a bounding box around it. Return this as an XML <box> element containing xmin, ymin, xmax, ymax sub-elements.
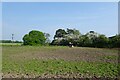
<box><xmin>0</xmin><ymin>40</ymin><xmax>22</xmax><ymax>43</ymax></box>
<box><xmin>51</xmin><ymin>28</ymin><xmax>120</xmax><ymax>48</ymax></box>
<box><xmin>22</xmin><ymin>29</ymin><xmax>120</xmax><ymax>48</ymax></box>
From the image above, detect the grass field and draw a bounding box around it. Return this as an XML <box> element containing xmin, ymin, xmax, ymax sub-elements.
<box><xmin>2</xmin><ymin>45</ymin><xmax>119</xmax><ymax>78</ymax></box>
<box><xmin>0</xmin><ymin>43</ymin><xmax>22</xmax><ymax>46</ymax></box>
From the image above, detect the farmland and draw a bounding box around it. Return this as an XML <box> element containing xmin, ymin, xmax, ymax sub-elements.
<box><xmin>2</xmin><ymin>45</ymin><xmax>119</xmax><ymax>78</ymax></box>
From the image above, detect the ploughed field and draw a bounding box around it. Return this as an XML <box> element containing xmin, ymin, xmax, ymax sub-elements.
<box><xmin>2</xmin><ymin>45</ymin><xmax>119</xmax><ymax>78</ymax></box>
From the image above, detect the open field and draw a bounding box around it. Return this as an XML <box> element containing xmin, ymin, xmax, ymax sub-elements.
<box><xmin>2</xmin><ymin>45</ymin><xmax>119</xmax><ymax>78</ymax></box>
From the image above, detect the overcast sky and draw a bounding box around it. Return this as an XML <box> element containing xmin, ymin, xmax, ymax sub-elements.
<box><xmin>2</xmin><ymin>2</ymin><xmax>118</xmax><ymax>41</ymax></box>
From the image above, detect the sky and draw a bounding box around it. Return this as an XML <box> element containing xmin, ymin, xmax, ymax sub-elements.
<box><xmin>1</xmin><ymin>0</ymin><xmax>119</xmax><ymax>2</ymax></box>
<box><xmin>0</xmin><ymin>2</ymin><xmax>2</xmax><ymax>40</ymax></box>
<box><xmin>2</xmin><ymin>2</ymin><xmax>118</xmax><ymax>41</ymax></box>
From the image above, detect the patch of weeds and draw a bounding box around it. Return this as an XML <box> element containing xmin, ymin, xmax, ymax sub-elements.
<box><xmin>3</xmin><ymin>59</ymin><xmax>119</xmax><ymax>78</ymax></box>
<box><xmin>102</xmin><ymin>55</ymin><xmax>117</xmax><ymax>60</ymax></box>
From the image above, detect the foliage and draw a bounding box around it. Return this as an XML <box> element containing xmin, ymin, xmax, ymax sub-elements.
<box><xmin>3</xmin><ymin>59</ymin><xmax>119</xmax><ymax>78</ymax></box>
<box><xmin>44</xmin><ymin>33</ymin><xmax>51</xmax><ymax>44</ymax></box>
<box><xmin>0</xmin><ymin>40</ymin><xmax>22</xmax><ymax>43</ymax></box>
<box><xmin>51</xmin><ymin>29</ymin><xmax>120</xmax><ymax>48</ymax></box>
<box><xmin>23</xmin><ymin>30</ymin><xmax>46</xmax><ymax>46</ymax></box>
<box><xmin>85</xmin><ymin>31</ymin><xmax>99</xmax><ymax>39</ymax></box>
<box><xmin>108</xmin><ymin>34</ymin><xmax>120</xmax><ymax>48</ymax></box>
<box><xmin>54</xmin><ymin>29</ymin><xmax>66</xmax><ymax>39</ymax></box>
<box><xmin>51</xmin><ymin>28</ymin><xmax>81</xmax><ymax>46</ymax></box>
<box><xmin>93</xmin><ymin>34</ymin><xmax>109</xmax><ymax>48</ymax></box>
<box><xmin>66</xmin><ymin>28</ymin><xmax>81</xmax><ymax>40</ymax></box>
<box><xmin>21</xmin><ymin>29</ymin><xmax>120</xmax><ymax>48</ymax></box>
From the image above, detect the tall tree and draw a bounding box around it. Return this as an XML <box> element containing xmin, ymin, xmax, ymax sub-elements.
<box><xmin>52</xmin><ymin>28</ymin><xmax>81</xmax><ymax>46</ymax></box>
<box><xmin>66</xmin><ymin>28</ymin><xmax>81</xmax><ymax>39</ymax></box>
<box><xmin>23</xmin><ymin>30</ymin><xmax>46</xmax><ymax>45</ymax></box>
<box><xmin>85</xmin><ymin>31</ymin><xmax>99</xmax><ymax>39</ymax></box>
<box><xmin>109</xmin><ymin>34</ymin><xmax>120</xmax><ymax>48</ymax></box>
<box><xmin>44</xmin><ymin>33</ymin><xmax>51</xmax><ymax>44</ymax></box>
<box><xmin>93</xmin><ymin>34</ymin><xmax>108</xmax><ymax>48</ymax></box>
<box><xmin>54</xmin><ymin>29</ymin><xmax>66</xmax><ymax>40</ymax></box>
